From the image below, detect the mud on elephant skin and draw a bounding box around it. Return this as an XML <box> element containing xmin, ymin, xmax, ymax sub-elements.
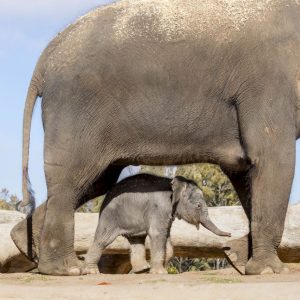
<box><xmin>84</xmin><ymin>174</ymin><xmax>230</xmax><ymax>275</ymax></box>
<box><xmin>20</xmin><ymin>0</ymin><xmax>300</xmax><ymax>275</ymax></box>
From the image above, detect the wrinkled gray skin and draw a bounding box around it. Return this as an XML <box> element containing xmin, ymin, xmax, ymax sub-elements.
<box><xmin>85</xmin><ymin>174</ymin><xmax>230</xmax><ymax>274</ymax></box>
<box><xmin>19</xmin><ymin>0</ymin><xmax>300</xmax><ymax>275</ymax></box>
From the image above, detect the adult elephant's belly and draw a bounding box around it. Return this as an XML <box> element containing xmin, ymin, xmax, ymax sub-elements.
<box><xmin>125</xmin><ymin>133</ymin><xmax>248</xmax><ymax>172</ymax></box>
<box><xmin>101</xmin><ymin>77</ymin><xmax>248</xmax><ymax>171</ymax></box>
<box><xmin>105</xmin><ymin>93</ymin><xmax>248</xmax><ymax>171</ymax></box>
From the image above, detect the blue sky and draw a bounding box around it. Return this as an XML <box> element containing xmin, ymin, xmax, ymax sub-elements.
<box><xmin>0</xmin><ymin>0</ymin><xmax>299</xmax><ymax>205</ymax></box>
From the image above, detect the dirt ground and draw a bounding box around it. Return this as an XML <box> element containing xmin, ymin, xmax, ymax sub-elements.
<box><xmin>1</xmin><ymin>265</ymin><xmax>300</xmax><ymax>300</ymax></box>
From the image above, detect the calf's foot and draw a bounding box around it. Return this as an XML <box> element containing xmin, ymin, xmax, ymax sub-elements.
<box><xmin>132</xmin><ymin>261</ymin><xmax>150</xmax><ymax>273</ymax></box>
<box><xmin>150</xmin><ymin>266</ymin><xmax>168</xmax><ymax>274</ymax></box>
<box><xmin>84</xmin><ymin>264</ymin><xmax>100</xmax><ymax>274</ymax></box>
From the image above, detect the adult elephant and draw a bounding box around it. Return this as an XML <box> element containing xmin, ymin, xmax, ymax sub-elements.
<box><xmin>19</xmin><ymin>0</ymin><xmax>300</xmax><ymax>275</ymax></box>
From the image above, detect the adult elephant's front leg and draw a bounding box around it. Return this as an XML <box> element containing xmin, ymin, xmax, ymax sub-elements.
<box><xmin>245</xmin><ymin>143</ymin><xmax>295</xmax><ymax>275</ymax></box>
<box><xmin>238</xmin><ymin>95</ymin><xmax>296</xmax><ymax>275</ymax></box>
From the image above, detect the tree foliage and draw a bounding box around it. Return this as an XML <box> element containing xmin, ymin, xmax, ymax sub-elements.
<box><xmin>76</xmin><ymin>195</ymin><xmax>105</xmax><ymax>213</ymax></box>
<box><xmin>0</xmin><ymin>188</ymin><xmax>24</xmax><ymax>212</ymax></box>
<box><xmin>176</xmin><ymin>163</ymin><xmax>239</xmax><ymax>206</ymax></box>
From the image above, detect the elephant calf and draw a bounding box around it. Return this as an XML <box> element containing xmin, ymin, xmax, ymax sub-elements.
<box><xmin>85</xmin><ymin>174</ymin><xmax>231</xmax><ymax>274</ymax></box>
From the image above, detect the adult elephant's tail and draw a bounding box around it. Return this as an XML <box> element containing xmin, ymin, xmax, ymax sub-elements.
<box><xmin>21</xmin><ymin>76</ymin><xmax>41</xmax><ymax>215</ymax></box>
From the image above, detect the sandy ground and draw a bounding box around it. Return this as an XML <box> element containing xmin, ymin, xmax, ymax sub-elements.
<box><xmin>1</xmin><ymin>266</ymin><xmax>300</xmax><ymax>300</ymax></box>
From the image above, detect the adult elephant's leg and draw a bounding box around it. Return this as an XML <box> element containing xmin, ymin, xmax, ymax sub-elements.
<box><xmin>11</xmin><ymin>165</ymin><xmax>124</xmax><ymax>265</ymax></box>
<box><xmin>226</xmin><ymin>171</ymin><xmax>251</xmax><ymax>222</ymax></box>
<box><xmin>11</xmin><ymin>203</ymin><xmax>47</xmax><ymax>263</ymax></box>
<box><xmin>223</xmin><ymin>171</ymin><xmax>251</xmax><ymax>273</ymax></box>
<box><xmin>37</xmin><ymin>174</ymin><xmax>81</xmax><ymax>275</ymax></box>
<box><xmin>38</xmin><ymin>163</ymin><xmax>124</xmax><ymax>276</ymax></box>
<box><xmin>245</xmin><ymin>144</ymin><xmax>295</xmax><ymax>275</ymax></box>
<box><xmin>237</xmin><ymin>94</ymin><xmax>296</xmax><ymax>275</ymax></box>
<box><xmin>78</xmin><ymin>165</ymin><xmax>125</xmax><ymax>207</ymax></box>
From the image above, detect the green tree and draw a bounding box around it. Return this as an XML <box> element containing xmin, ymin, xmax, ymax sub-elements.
<box><xmin>176</xmin><ymin>163</ymin><xmax>239</xmax><ymax>206</ymax></box>
<box><xmin>0</xmin><ymin>188</ymin><xmax>23</xmax><ymax>211</ymax></box>
<box><xmin>0</xmin><ymin>199</ymin><xmax>13</xmax><ymax>210</ymax></box>
<box><xmin>76</xmin><ymin>195</ymin><xmax>105</xmax><ymax>213</ymax></box>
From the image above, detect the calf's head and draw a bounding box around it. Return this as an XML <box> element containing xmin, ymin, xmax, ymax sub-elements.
<box><xmin>171</xmin><ymin>176</ymin><xmax>231</xmax><ymax>237</ymax></box>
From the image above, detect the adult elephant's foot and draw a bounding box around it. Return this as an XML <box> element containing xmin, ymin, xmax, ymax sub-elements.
<box><xmin>38</xmin><ymin>254</ymin><xmax>87</xmax><ymax>276</ymax></box>
<box><xmin>245</xmin><ymin>254</ymin><xmax>289</xmax><ymax>275</ymax></box>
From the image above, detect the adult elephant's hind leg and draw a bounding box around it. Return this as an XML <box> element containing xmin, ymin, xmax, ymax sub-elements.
<box><xmin>38</xmin><ymin>180</ymin><xmax>84</xmax><ymax>275</ymax></box>
<box><xmin>38</xmin><ymin>162</ymin><xmax>122</xmax><ymax>275</ymax></box>
<box><xmin>237</xmin><ymin>93</ymin><xmax>296</xmax><ymax>275</ymax></box>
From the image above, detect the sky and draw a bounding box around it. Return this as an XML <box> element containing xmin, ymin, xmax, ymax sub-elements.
<box><xmin>0</xmin><ymin>0</ymin><xmax>299</xmax><ymax>205</ymax></box>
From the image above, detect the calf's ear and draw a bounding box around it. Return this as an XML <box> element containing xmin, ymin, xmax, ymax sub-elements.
<box><xmin>171</xmin><ymin>177</ymin><xmax>188</xmax><ymax>205</ymax></box>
